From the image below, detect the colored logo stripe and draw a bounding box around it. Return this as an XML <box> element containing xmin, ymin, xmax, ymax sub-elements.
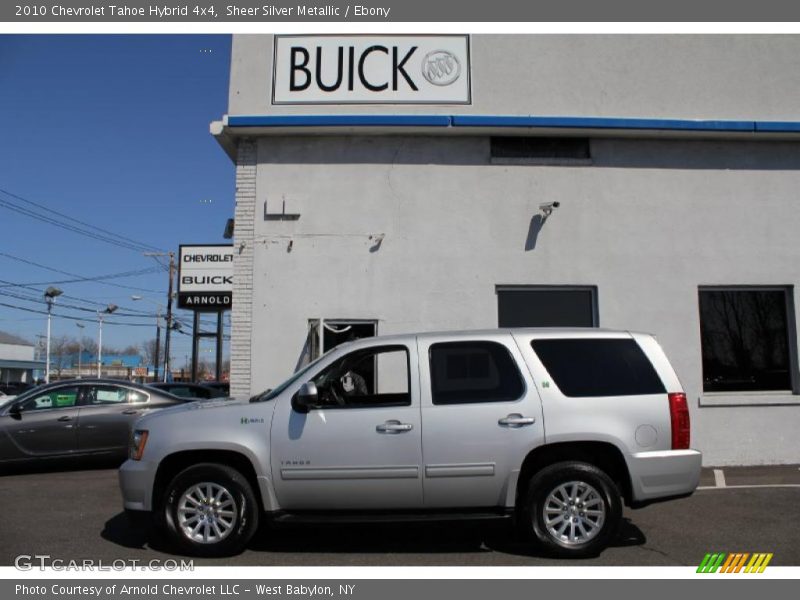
<box><xmin>697</xmin><ymin>553</ymin><xmax>726</xmax><ymax>573</ymax></box>
<box><xmin>697</xmin><ymin>552</ymin><xmax>772</xmax><ymax>573</ymax></box>
<box><xmin>745</xmin><ymin>553</ymin><xmax>773</xmax><ymax>573</ymax></box>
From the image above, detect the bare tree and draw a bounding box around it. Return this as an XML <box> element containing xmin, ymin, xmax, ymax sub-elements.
<box><xmin>141</xmin><ymin>338</ymin><xmax>164</xmax><ymax>368</ymax></box>
<box><xmin>196</xmin><ymin>359</ymin><xmax>212</xmax><ymax>381</ymax></box>
<box><xmin>80</xmin><ymin>336</ymin><xmax>98</xmax><ymax>356</ymax></box>
<box><xmin>121</xmin><ymin>344</ymin><xmax>141</xmax><ymax>356</ymax></box>
<box><xmin>50</xmin><ymin>335</ymin><xmax>74</xmax><ymax>378</ymax></box>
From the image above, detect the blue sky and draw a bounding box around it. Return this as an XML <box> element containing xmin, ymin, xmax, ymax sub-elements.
<box><xmin>0</xmin><ymin>35</ymin><xmax>234</xmax><ymax>364</ymax></box>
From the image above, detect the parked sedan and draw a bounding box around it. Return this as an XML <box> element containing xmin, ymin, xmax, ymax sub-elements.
<box><xmin>0</xmin><ymin>379</ymin><xmax>189</xmax><ymax>466</ymax></box>
<box><xmin>148</xmin><ymin>382</ymin><xmax>228</xmax><ymax>399</ymax></box>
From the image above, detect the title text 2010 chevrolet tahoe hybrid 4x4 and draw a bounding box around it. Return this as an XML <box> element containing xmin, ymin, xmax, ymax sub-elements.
<box><xmin>120</xmin><ymin>329</ymin><xmax>701</xmax><ymax>557</ymax></box>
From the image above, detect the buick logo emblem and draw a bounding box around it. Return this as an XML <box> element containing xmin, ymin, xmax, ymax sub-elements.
<box><xmin>421</xmin><ymin>50</ymin><xmax>461</xmax><ymax>86</ymax></box>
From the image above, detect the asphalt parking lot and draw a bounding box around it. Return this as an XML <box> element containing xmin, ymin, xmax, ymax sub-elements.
<box><xmin>1</xmin><ymin>463</ymin><xmax>798</xmax><ymax>567</ymax></box>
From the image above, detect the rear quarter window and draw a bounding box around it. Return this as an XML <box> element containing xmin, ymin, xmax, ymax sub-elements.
<box><xmin>430</xmin><ymin>341</ymin><xmax>525</xmax><ymax>405</ymax></box>
<box><xmin>531</xmin><ymin>338</ymin><xmax>666</xmax><ymax>397</ymax></box>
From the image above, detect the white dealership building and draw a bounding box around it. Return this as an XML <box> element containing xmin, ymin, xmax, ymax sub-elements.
<box><xmin>213</xmin><ymin>35</ymin><xmax>800</xmax><ymax>466</ymax></box>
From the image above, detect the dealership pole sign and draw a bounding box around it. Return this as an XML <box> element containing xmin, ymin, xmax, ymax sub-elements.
<box><xmin>273</xmin><ymin>35</ymin><xmax>471</xmax><ymax>104</ymax></box>
<box><xmin>177</xmin><ymin>245</ymin><xmax>233</xmax><ymax>311</ymax></box>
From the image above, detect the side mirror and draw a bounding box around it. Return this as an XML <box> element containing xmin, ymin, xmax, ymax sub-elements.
<box><xmin>291</xmin><ymin>381</ymin><xmax>318</xmax><ymax>414</ymax></box>
<box><xmin>8</xmin><ymin>403</ymin><xmax>22</xmax><ymax>420</ymax></box>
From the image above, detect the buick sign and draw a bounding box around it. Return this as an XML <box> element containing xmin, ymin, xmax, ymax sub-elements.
<box><xmin>178</xmin><ymin>244</ymin><xmax>233</xmax><ymax>312</ymax></box>
<box><xmin>273</xmin><ymin>35</ymin><xmax>471</xmax><ymax>104</ymax></box>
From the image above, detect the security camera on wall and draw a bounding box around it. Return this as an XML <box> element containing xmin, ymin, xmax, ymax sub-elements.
<box><xmin>539</xmin><ymin>201</ymin><xmax>561</xmax><ymax>218</ymax></box>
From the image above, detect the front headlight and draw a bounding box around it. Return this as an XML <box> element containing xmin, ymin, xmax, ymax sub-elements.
<box><xmin>130</xmin><ymin>429</ymin><xmax>149</xmax><ymax>461</ymax></box>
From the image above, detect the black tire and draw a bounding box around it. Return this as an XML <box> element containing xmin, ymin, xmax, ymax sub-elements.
<box><xmin>162</xmin><ymin>463</ymin><xmax>259</xmax><ymax>557</ymax></box>
<box><xmin>520</xmin><ymin>461</ymin><xmax>622</xmax><ymax>558</ymax></box>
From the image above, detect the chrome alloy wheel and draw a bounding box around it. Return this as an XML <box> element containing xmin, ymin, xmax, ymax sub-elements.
<box><xmin>542</xmin><ymin>481</ymin><xmax>606</xmax><ymax>545</ymax></box>
<box><xmin>177</xmin><ymin>482</ymin><xmax>238</xmax><ymax>544</ymax></box>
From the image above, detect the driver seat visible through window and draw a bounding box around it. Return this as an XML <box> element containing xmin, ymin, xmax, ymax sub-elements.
<box><xmin>311</xmin><ymin>345</ymin><xmax>410</xmax><ymax>408</ymax></box>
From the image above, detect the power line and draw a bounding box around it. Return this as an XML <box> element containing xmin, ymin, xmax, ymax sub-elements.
<box><xmin>0</xmin><ymin>197</ymin><xmax>157</xmax><ymax>254</ymax></box>
<box><xmin>0</xmin><ymin>279</ymin><xmax>154</xmax><ymax>316</ymax></box>
<box><xmin>0</xmin><ymin>300</ymin><xmax>158</xmax><ymax>327</ymax></box>
<box><xmin>0</xmin><ymin>187</ymin><xmax>165</xmax><ymax>254</ymax></box>
<box><xmin>0</xmin><ymin>289</ymin><xmax>155</xmax><ymax>318</ymax></box>
<box><xmin>0</xmin><ymin>252</ymin><xmax>165</xmax><ymax>295</ymax></box>
<box><xmin>0</xmin><ymin>282</ymin><xmax>231</xmax><ymax>328</ymax></box>
<box><xmin>0</xmin><ymin>266</ymin><xmax>163</xmax><ymax>289</ymax></box>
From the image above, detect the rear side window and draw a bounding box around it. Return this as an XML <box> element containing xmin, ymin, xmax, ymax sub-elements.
<box><xmin>531</xmin><ymin>338</ymin><xmax>666</xmax><ymax>397</ymax></box>
<box><xmin>430</xmin><ymin>341</ymin><xmax>525</xmax><ymax>405</ymax></box>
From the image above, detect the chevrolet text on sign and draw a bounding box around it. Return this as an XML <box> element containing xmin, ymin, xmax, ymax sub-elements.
<box><xmin>178</xmin><ymin>245</ymin><xmax>233</xmax><ymax>310</ymax></box>
<box><xmin>273</xmin><ymin>35</ymin><xmax>471</xmax><ymax>104</ymax></box>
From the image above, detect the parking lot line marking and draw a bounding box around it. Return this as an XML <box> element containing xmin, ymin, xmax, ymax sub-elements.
<box><xmin>713</xmin><ymin>469</ymin><xmax>726</xmax><ymax>488</ymax></box>
<box><xmin>697</xmin><ymin>483</ymin><xmax>800</xmax><ymax>490</ymax></box>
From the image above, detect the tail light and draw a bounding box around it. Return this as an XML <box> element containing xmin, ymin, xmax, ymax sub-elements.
<box><xmin>668</xmin><ymin>392</ymin><xmax>690</xmax><ymax>449</ymax></box>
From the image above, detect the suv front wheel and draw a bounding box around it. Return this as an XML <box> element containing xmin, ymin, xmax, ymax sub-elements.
<box><xmin>521</xmin><ymin>461</ymin><xmax>622</xmax><ymax>558</ymax></box>
<box><xmin>162</xmin><ymin>463</ymin><xmax>259</xmax><ymax>557</ymax></box>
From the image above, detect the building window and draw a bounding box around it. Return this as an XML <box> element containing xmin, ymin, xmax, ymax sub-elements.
<box><xmin>497</xmin><ymin>286</ymin><xmax>598</xmax><ymax>328</ymax></box>
<box><xmin>301</xmin><ymin>319</ymin><xmax>377</xmax><ymax>366</ymax></box>
<box><xmin>531</xmin><ymin>338</ymin><xmax>665</xmax><ymax>398</ymax></box>
<box><xmin>698</xmin><ymin>287</ymin><xmax>795</xmax><ymax>393</ymax></box>
<box><xmin>490</xmin><ymin>136</ymin><xmax>591</xmax><ymax>164</ymax></box>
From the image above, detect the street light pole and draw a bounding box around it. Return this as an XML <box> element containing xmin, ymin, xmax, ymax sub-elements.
<box><xmin>76</xmin><ymin>322</ymin><xmax>85</xmax><ymax>378</ymax></box>
<box><xmin>43</xmin><ymin>287</ymin><xmax>63</xmax><ymax>384</ymax></box>
<box><xmin>97</xmin><ymin>304</ymin><xmax>118</xmax><ymax>378</ymax></box>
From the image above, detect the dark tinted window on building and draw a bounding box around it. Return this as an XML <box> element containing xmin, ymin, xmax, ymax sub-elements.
<box><xmin>531</xmin><ymin>338</ymin><xmax>665</xmax><ymax>397</ymax></box>
<box><xmin>497</xmin><ymin>287</ymin><xmax>597</xmax><ymax>328</ymax></box>
<box><xmin>430</xmin><ymin>341</ymin><xmax>524</xmax><ymax>405</ymax></box>
<box><xmin>490</xmin><ymin>137</ymin><xmax>590</xmax><ymax>160</ymax></box>
<box><xmin>698</xmin><ymin>289</ymin><xmax>793</xmax><ymax>392</ymax></box>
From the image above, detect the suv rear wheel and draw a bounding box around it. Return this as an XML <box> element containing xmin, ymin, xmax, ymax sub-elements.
<box><xmin>162</xmin><ymin>463</ymin><xmax>259</xmax><ymax>557</ymax></box>
<box><xmin>521</xmin><ymin>461</ymin><xmax>622</xmax><ymax>557</ymax></box>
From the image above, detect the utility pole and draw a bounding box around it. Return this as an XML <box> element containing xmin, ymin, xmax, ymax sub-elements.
<box><xmin>154</xmin><ymin>312</ymin><xmax>161</xmax><ymax>382</ymax></box>
<box><xmin>76</xmin><ymin>322</ymin><xmax>85</xmax><ymax>378</ymax></box>
<box><xmin>35</xmin><ymin>334</ymin><xmax>46</xmax><ymax>381</ymax></box>
<box><xmin>163</xmin><ymin>251</ymin><xmax>175</xmax><ymax>382</ymax></box>
<box><xmin>97</xmin><ymin>304</ymin><xmax>118</xmax><ymax>378</ymax></box>
<box><xmin>132</xmin><ymin>296</ymin><xmax>162</xmax><ymax>382</ymax></box>
<box><xmin>44</xmin><ymin>286</ymin><xmax>63</xmax><ymax>384</ymax></box>
<box><xmin>144</xmin><ymin>250</ymin><xmax>176</xmax><ymax>383</ymax></box>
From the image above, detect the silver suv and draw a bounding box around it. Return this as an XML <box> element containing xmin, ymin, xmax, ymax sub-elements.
<box><xmin>120</xmin><ymin>329</ymin><xmax>701</xmax><ymax>557</ymax></box>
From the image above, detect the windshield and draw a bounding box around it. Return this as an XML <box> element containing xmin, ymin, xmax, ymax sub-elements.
<box><xmin>250</xmin><ymin>353</ymin><xmax>330</xmax><ymax>403</ymax></box>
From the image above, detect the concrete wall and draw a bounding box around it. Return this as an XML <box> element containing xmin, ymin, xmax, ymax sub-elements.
<box><xmin>0</xmin><ymin>343</ymin><xmax>34</xmax><ymax>362</ymax></box>
<box><xmin>229</xmin><ymin>34</ymin><xmax>800</xmax><ymax>120</ymax></box>
<box><xmin>241</xmin><ymin>135</ymin><xmax>800</xmax><ymax>466</ymax></box>
<box><xmin>0</xmin><ymin>342</ymin><xmax>36</xmax><ymax>383</ymax></box>
<box><xmin>225</xmin><ymin>35</ymin><xmax>800</xmax><ymax>466</ymax></box>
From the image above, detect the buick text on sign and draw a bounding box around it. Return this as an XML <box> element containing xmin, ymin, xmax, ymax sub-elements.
<box><xmin>272</xmin><ymin>35</ymin><xmax>471</xmax><ymax>104</ymax></box>
<box><xmin>178</xmin><ymin>245</ymin><xmax>234</xmax><ymax>311</ymax></box>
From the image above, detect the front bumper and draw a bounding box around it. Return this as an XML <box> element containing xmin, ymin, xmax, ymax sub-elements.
<box><xmin>627</xmin><ymin>449</ymin><xmax>702</xmax><ymax>503</ymax></box>
<box><xmin>118</xmin><ymin>458</ymin><xmax>157</xmax><ymax>511</ymax></box>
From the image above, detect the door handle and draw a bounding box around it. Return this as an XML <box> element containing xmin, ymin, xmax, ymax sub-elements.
<box><xmin>57</xmin><ymin>415</ymin><xmax>72</xmax><ymax>422</ymax></box>
<box><xmin>121</xmin><ymin>409</ymin><xmax>140</xmax><ymax>415</ymax></box>
<box><xmin>376</xmin><ymin>420</ymin><xmax>413</xmax><ymax>434</ymax></box>
<box><xmin>498</xmin><ymin>413</ymin><xmax>536</xmax><ymax>427</ymax></box>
